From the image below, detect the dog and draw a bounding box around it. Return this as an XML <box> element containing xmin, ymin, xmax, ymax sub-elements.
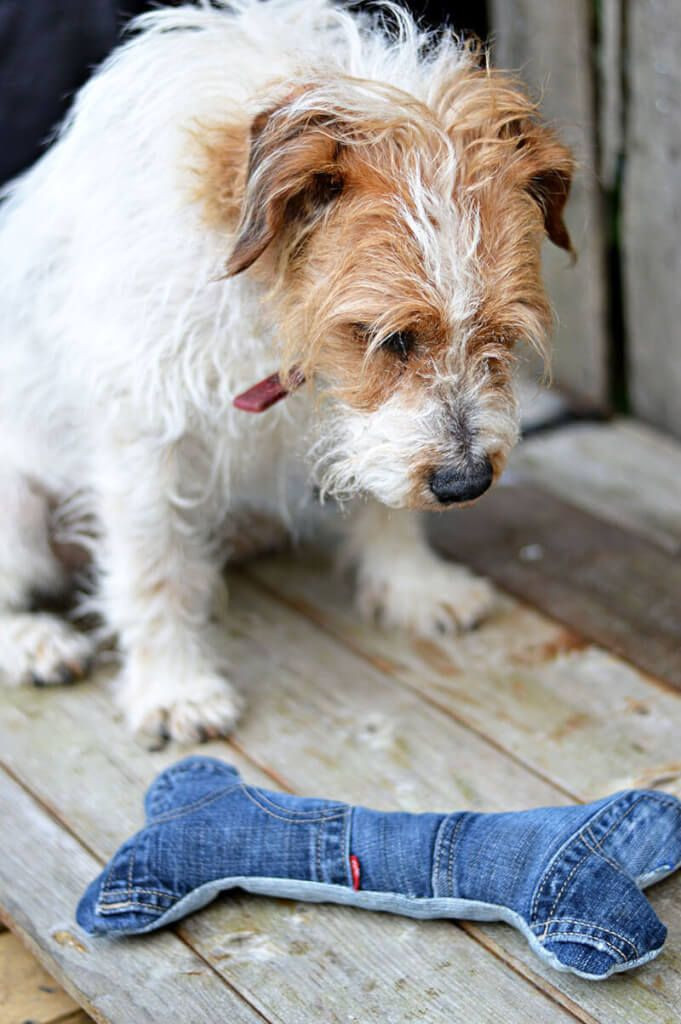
<box><xmin>0</xmin><ymin>0</ymin><xmax>573</xmax><ymax>743</ymax></box>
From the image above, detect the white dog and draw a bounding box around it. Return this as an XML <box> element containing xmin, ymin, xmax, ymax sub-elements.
<box><xmin>0</xmin><ymin>0</ymin><xmax>573</xmax><ymax>743</ymax></box>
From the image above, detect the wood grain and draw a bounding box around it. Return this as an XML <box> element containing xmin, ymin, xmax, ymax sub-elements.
<box><xmin>624</xmin><ymin>0</ymin><xmax>681</xmax><ymax>439</ymax></box>
<box><xmin>509</xmin><ymin>419</ymin><xmax>681</xmax><ymax>554</ymax></box>
<box><xmin>427</xmin><ymin>484</ymin><xmax>681</xmax><ymax>690</ymax></box>
<box><xmin>0</xmin><ymin>670</ymin><xmax>577</xmax><ymax>1023</ymax></box>
<box><xmin>0</xmin><ymin>928</ymin><xmax>83</xmax><ymax>1024</ymax></box>
<box><xmin>490</xmin><ymin>0</ymin><xmax>608</xmax><ymax>408</ymax></box>
<box><xmin>2</xmin><ymin>576</ymin><xmax>679</xmax><ymax>1023</ymax></box>
<box><xmin>0</xmin><ymin>767</ymin><xmax>264</xmax><ymax>1024</ymax></box>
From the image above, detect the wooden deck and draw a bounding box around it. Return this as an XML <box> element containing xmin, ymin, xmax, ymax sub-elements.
<box><xmin>2</xmin><ymin>416</ymin><xmax>680</xmax><ymax>1024</ymax></box>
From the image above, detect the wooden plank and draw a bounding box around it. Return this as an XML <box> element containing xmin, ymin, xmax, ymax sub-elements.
<box><xmin>597</xmin><ymin>0</ymin><xmax>623</xmax><ymax>192</ymax></box>
<box><xmin>490</xmin><ymin>0</ymin><xmax>608</xmax><ymax>408</ymax></box>
<box><xmin>2</xmin><ymin>581</ymin><xmax>677</xmax><ymax>1023</ymax></box>
<box><xmin>0</xmin><ymin>928</ymin><xmax>83</xmax><ymax>1024</ymax></box>
<box><xmin>0</xmin><ymin>671</ymin><xmax>579</xmax><ymax>1023</ymax></box>
<box><xmin>427</xmin><ymin>484</ymin><xmax>681</xmax><ymax>690</ymax></box>
<box><xmin>509</xmin><ymin>419</ymin><xmax>681</xmax><ymax>554</ymax></box>
<box><xmin>249</xmin><ymin>551</ymin><xmax>681</xmax><ymax>801</ymax></box>
<box><xmin>624</xmin><ymin>0</ymin><xmax>681</xmax><ymax>440</ymax></box>
<box><xmin>0</xmin><ymin>768</ymin><xmax>264</xmax><ymax>1024</ymax></box>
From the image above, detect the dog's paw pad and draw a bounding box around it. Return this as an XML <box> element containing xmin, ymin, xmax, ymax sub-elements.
<box><xmin>120</xmin><ymin>672</ymin><xmax>243</xmax><ymax>747</ymax></box>
<box><xmin>1</xmin><ymin>613</ymin><xmax>95</xmax><ymax>687</ymax></box>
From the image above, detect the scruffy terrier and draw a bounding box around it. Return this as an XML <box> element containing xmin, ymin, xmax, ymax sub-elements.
<box><xmin>0</xmin><ymin>0</ymin><xmax>573</xmax><ymax>743</ymax></box>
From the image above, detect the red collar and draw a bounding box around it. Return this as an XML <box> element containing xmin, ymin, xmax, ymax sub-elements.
<box><xmin>233</xmin><ymin>367</ymin><xmax>305</xmax><ymax>412</ymax></box>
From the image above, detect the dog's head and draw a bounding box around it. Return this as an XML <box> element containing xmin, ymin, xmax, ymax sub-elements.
<box><xmin>206</xmin><ymin>45</ymin><xmax>573</xmax><ymax>509</ymax></box>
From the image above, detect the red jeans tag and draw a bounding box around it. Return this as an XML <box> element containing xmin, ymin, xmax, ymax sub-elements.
<box><xmin>350</xmin><ymin>854</ymin><xmax>361</xmax><ymax>891</ymax></box>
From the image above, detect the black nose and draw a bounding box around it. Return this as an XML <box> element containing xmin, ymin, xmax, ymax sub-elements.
<box><xmin>429</xmin><ymin>459</ymin><xmax>493</xmax><ymax>505</ymax></box>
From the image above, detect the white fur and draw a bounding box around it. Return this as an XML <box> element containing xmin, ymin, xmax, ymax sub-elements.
<box><xmin>0</xmin><ymin>0</ymin><xmax>502</xmax><ymax>740</ymax></box>
<box><xmin>346</xmin><ymin>502</ymin><xmax>496</xmax><ymax>635</ymax></box>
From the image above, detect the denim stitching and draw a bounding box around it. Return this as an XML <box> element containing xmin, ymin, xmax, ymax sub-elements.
<box><xmin>147</xmin><ymin>783</ymin><xmax>241</xmax><ymax>824</ymax></box>
<box><xmin>99</xmin><ymin>887</ymin><xmax>175</xmax><ymax>899</ymax></box>
<box><xmin>532</xmin><ymin>918</ymin><xmax>639</xmax><ymax>956</ymax></box>
<box><xmin>242</xmin><ymin>784</ymin><xmax>348</xmax><ymax>824</ymax></box>
<box><xmin>531</xmin><ymin>793</ymin><xmax>646</xmax><ymax>923</ymax></box>
<box><xmin>431</xmin><ymin>816</ymin><xmax>449</xmax><ymax>895</ymax></box>
<box><xmin>97</xmin><ymin>899</ymin><xmax>166</xmax><ymax>915</ymax></box>
<box><xmin>446</xmin><ymin>816</ymin><xmax>466</xmax><ymax>899</ymax></box>
<box><xmin>539</xmin><ymin>932</ymin><xmax>630</xmax><ymax>962</ymax></box>
<box><xmin>536</xmin><ymin>795</ymin><xmax>656</xmax><ymax>931</ymax></box>
<box><xmin>582</xmin><ymin>828</ymin><xmax>626</xmax><ymax>875</ymax></box>
<box><xmin>147</xmin><ymin>762</ymin><xmax>236</xmax><ymax>816</ymax></box>
<box><xmin>244</xmin><ymin>784</ymin><xmax>347</xmax><ymax>820</ymax></box>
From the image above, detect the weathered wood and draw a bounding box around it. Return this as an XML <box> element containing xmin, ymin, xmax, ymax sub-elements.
<box><xmin>509</xmin><ymin>419</ymin><xmax>681</xmax><ymax>553</ymax></box>
<box><xmin>0</xmin><ymin>682</ymin><xmax>577</xmax><ymax>1024</ymax></box>
<box><xmin>0</xmin><ymin>768</ymin><xmax>264</xmax><ymax>1024</ymax></box>
<box><xmin>249</xmin><ymin>551</ymin><xmax>681</xmax><ymax>802</ymax></box>
<box><xmin>2</xmin><ymin>576</ymin><xmax>679</xmax><ymax>1022</ymax></box>
<box><xmin>427</xmin><ymin>484</ymin><xmax>681</xmax><ymax>690</ymax></box>
<box><xmin>0</xmin><ymin>928</ymin><xmax>84</xmax><ymax>1024</ymax></box>
<box><xmin>597</xmin><ymin>0</ymin><xmax>623</xmax><ymax>191</ymax></box>
<box><xmin>624</xmin><ymin>0</ymin><xmax>681</xmax><ymax>439</ymax></box>
<box><xmin>490</xmin><ymin>0</ymin><xmax>608</xmax><ymax>408</ymax></box>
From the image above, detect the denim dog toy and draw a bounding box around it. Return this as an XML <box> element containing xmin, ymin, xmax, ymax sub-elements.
<box><xmin>77</xmin><ymin>757</ymin><xmax>681</xmax><ymax>980</ymax></box>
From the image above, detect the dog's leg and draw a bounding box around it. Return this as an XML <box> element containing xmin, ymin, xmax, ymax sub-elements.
<box><xmin>0</xmin><ymin>469</ymin><xmax>94</xmax><ymax>685</ymax></box>
<box><xmin>344</xmin><ymin>500</ymin><xmax>496</xmax><ymax>637</ymax></box>
<box><xmin>95</xmin><ymin>433</ymin><xmax>241</xmax><ymax>745</ymax></box>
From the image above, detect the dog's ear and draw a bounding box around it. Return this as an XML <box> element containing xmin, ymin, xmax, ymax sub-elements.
<box><xmin>526</xmin><ymin>163</ymin><xmax>574</xmax><ymax>255</ymax></box>
<box><xmin>225</xmin><ymin>96</ymin><xmax>345</xmax><ymax>276</ymax></box>
<box><xmin>519</xmin><ymin>127</ymin><xmax>575</xmax><ymax>255</ymax></box>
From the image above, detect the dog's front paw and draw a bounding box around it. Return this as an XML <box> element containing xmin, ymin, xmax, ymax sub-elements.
<box><xmin>356</xmin><ymin>556</ymin><xmax>496</xmax><ymax>638</ymax></box>
<box><xmin>0</xmin><ymin>612</ymin><xmax>95</xmax><ymax>686</ymax></box>
<box><xmin>117</xmin><ymin>666</ymin><xmax>243</xmax><ymax>747</ymax></box>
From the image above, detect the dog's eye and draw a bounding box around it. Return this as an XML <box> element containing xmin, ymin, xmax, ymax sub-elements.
<box><xmin>380</xmin><ymin>331</ymin><xmax>416</xmax><ymax>359</ymax></box>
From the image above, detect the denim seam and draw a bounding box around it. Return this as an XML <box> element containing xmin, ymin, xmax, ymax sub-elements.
<box><xmin>99</xmin><ymin>887</ymin><xmax>176</xmax><ymax>899</ymax></box>
<box><xmin>539</xmin><ymin>931</ymin><xmax>630</xmax><ymax>962</ymax></box>
<box><xmin>544</xmin><ymin>797</ymin><xmax>652</xmax><ymax>923</ymax></box>
<box><xmin>242</xmin><ymin>784</ymin><xmax>348</xmax><ymax>824</ymax></box>
<box><xmin>447</xmin><ymin>816</ymin><xmax>466</xmax><ymax>899</ymax></box>
<box><xmin>431</xmin><ymin>814</ymin><xmax>457</xmax><ymax>897</ymax></box>
<box><xmin>147</xmin><ymin>783</ymin><xmax>241</xmax><ymax>824</ymax></box>
<box><xmin>531</xmin><ymin>793</ymin><xmax>647</xmax><ymax>924</ymax></box>
<box><xmin>97</xmin><ymin>899</ymin><xmax>166</xmax><ymax>915</ymax></box>
<box><xmin>316</xmin><ymin>818</ymin><xmax>323</xmax><ymax>884</ymax></box>
<box><xmin>243</xmin><ymin>784</ymin><xmax>346</xmax><ymax>820</ymax></box>
<box><xmin>532</xmin><ymin>917</ymin><xmax>639</xmax><ymax>957</ymax></box>
<box><xmin>147</xmin><ymin>763</ymin><xmax>237</xmax><ymax>814</ymax></box>
<box><xmin>100</xmin><ymin>785</ymin><xmax>241</xmax><ymax>901</ymax></box>
<box><xmin>582</xmin><ymin>828</ymin><xmax>626</xmax><ymax>875</ymax></box>
<box><xmin>345</xmin><ymin>809</ymin><xmax>353</xmax><ymax>887</ymax></box>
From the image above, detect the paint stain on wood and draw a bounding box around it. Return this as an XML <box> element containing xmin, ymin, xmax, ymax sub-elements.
<box><xmin>625</xmin><ymin>698</ymin><xmax>651</xmax><ymax>716</ymax></box>
<box><xmin>510</xmin><ymin>629</ymin><xmax>587</xmax><ymax>666</ymax></box>
<box><xmin>52</xmin><ymin>930</ymin><xmax>87</xmax><ymax>953</ymax></box>
<box><xmin>548</xmin><ymin>711</ymin><xmax>592</xmax><ymax>742</ymax></box>
<box><xmin>410</xmin><ymin>637</ymin><xmax>460</xmax><ymax>676</ymax></box>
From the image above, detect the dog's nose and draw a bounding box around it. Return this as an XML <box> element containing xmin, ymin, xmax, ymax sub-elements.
<box><xmin>429</xmin><ymin>458</ymin><xmax>493</xmax><ymax>505</ymax></box>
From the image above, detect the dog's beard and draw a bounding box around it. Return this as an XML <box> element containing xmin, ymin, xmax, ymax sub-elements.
<box><xmin>309</xmin><ymin>392</ymin><xmax>444</xmax><ymax>508</ymax></box>
<box><xmin>308</xmin><ymin>379</ymin><xmax>520</xmax><ymax>509</ymax></box>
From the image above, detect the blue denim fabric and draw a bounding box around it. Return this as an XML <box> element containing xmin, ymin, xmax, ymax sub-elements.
<box><xmin>77</xmin><ymin>757</ymin><xmax>681</xmax><ymax>980</ymax></box>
